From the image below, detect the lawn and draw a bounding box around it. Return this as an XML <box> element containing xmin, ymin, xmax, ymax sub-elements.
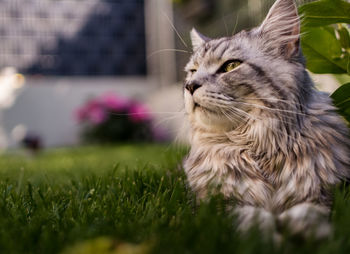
<box><xmin>1</xmin><ymin>144</ymin><xmax>350</xmax><ymax>254</ymax></box>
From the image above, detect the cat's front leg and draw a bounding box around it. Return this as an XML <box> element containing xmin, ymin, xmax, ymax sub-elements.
<box><xmin>234</xmin><ymin>206</ymin><xmax>276</xmax><ymax>235</ymax></box>
<box><xmin>278</xmin><ymin>202</ymin><xmax>331</xmax><ymax>239</ymax></box>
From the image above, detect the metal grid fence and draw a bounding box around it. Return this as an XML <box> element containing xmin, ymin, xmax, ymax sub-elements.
<box><xmin>0</xmin><ymin>0</ymin><xmax>146</xmax><ymax>76</ymax></box>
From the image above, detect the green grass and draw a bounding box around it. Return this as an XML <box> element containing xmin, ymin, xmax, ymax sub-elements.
<box><xmin>1</xmin><ymin>144</ymin><xmax>350</xmax><ymax>254</ymax></box>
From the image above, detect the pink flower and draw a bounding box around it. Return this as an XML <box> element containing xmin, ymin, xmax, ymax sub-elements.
<box><xmin>75</xmin><ymin>98</ymin><xmax>107</xmax><ymax>124</ymax></box>
<box><xmin>128</xmin><ymin>102</ymin><xmax>151</xmax><ymax>123</ymax></box>
<box><xmin>85</xmin><ymin>99</ymin><xmax>100</xmax><ymax>112</ymax></box>
<box><xmin>88</xmin><ymin>107</ymin><xmax>107</xmax><ymax>124</ymax></box>
<box><xmin>100</xmin><ymin>94</ymin><xmax>129</xmax><ymax>111</ymax></box>
<box><xmin>75</xmin><ymin>107</ymin><xmax>88</xmax><ymax>122</ymax></box>
<box><xmin>75</xmin><ymin>94</ymin><xmax>152</xmax><ymax>126</ymax></box>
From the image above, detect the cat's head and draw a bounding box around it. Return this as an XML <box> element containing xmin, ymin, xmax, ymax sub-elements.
<box><xmin>184</xmin><ymin>0</ymin><xmax>308</xmax><ymax>132</ymax></box>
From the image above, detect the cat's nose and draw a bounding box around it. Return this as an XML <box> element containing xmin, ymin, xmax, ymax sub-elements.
<box><xmin>185</xmin><ymin>82</ymin><xmax>202</xmax><ymax>95</ymax></box>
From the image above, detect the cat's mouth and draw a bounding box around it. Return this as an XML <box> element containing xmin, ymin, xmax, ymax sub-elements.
<box><xmin>194</xmin><ymin>102</ymin><xmax>204</xmax><ymax>111</ymax></box>
<box><xmin>193</xmin><ymin>102</ymin><xmax>216</xmax><ymax>114</ymax></box>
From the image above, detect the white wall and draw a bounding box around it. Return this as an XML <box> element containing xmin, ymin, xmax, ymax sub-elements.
<box><xmin>1</xmin><ymin>77</ymin><xmax>159</xmax><ymax>148</ymax></box>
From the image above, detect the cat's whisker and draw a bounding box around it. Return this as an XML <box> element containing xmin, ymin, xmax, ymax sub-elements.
<box><xmin>205</xmin><ymin>98</ymin><xmax>294</xmax><ymax>127</ymax></box>
<box><xmin>147</xmin><ymin>49</ymin><xmax>191</xmax><ymax>59</ymax></box>
<box><xmin>243</xmin><ymin>97</ymin><xmax>306</xmax><ymax>108</ymax></box>
<box><xmin>204</xmin><ymin>100</ymin><xmax>249</xmax><ymax>124</ymax></box>
<box><xmin>231</xmin><ymin>105</ymin><xmax>297</xmax><ymax>126</ymax></box>
<box><xmin>223</xmin><ymin>109</ymin><xmax>249</xmax><ymax>125</ymax></box>
<box><xmin>153</xmin><ymin>114</ymin><xmax>185</xmax><ymax>129</ymax></box>
<box><xmin>206</xmin><ymin>92</ymin><xmax>308</xmax><ymax>116</ymax></box>
<box><xmin>210</xmin><ymin>100</ymin><xmax>299</xmax><ymax>133</ymax></box>
<box><xmin>205</xmin><ymin>98</ymin><xmax>298</xmax><ymax>122</ymax></box>
<box><xmin>162</xmin><ymin>11</ymin><xmax>189</xmax><ymax>49</ymax></box>
<box><xmin>227</xmin><ymin>107</ymin><xmax>300</xmax><ymax>143</ymax></box>
<box><xmin>222</xmin><ymin>16</ymin><xmax>229</xmax><ymax>36</ymax></box>
<box><xmin>108</xmin><ymin>111</ymin><xmax>184</xmax><ymax>116</ymax></box>
<box><xmin>235</xmin><ymin>101</ymin><xmax>309</xmax><ymax>117</ymax></box>
<box><xmin>231</xmin><ymin>13</ymin><xmax>239</xmax><ymax>36</ymax></box>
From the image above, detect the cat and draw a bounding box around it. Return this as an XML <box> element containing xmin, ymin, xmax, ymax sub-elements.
<box><xmin>183</xmin><ymin>0</ymin><xmax>350</xmax><ymax>238</ymax></box>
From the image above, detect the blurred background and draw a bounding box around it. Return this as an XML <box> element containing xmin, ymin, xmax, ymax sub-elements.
<box><xmin>0</xmin><ymin>0</ymin><xmax>336</xmax><ymax>151</ymax></box>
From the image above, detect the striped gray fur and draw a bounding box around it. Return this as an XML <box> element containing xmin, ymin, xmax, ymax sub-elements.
<box><xmin>183</xmin><ymin>0</ymin><xmax>350</xmax><ymax>239</ymax></box>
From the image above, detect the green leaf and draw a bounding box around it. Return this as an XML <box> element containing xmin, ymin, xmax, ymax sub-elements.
<box><xmin>331</xmin><ymin>82</ymin><xmax>350</xmax><ymax>122</ymax></box>
<box><xmin>337</xmin><ymin>25</ymin><xmax>350</xmax><ymax>50</ymax></box>
<box><xmin>336</xmin><ymin>25</ymin><xmax>350</xmax><ymax>75</ymax></box>
<box><xmin>301</xmin><ymin>26</ymin><xmax>349</xmax><ymax>74</ymax></box>
<box><xmin>299</xmin><ymin>0</ymin><xmax>350</xmax><ymax>27</ymax></box>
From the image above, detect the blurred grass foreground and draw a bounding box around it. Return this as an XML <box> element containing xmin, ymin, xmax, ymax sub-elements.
<box><xmin>1</xmin><ymin>144</ymin><xmax>350</xmax><ymax>254</ymax></box>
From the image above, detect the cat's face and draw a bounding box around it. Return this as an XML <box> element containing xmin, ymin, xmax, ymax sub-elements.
<box><xmin>184</xmin><ymin>0</ymin><xmax>303</xmax><ymax>132</ymax></box>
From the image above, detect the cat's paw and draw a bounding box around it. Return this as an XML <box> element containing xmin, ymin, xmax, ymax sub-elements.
<box><xmin>278</xmin><ymin>203</ymin><xmax>331</xmax><ymax>239</ymax></box>
<box><xmin>234</xmin><ymin>206</ymin><xmax>276</xmax><ymax>236</ymax></box>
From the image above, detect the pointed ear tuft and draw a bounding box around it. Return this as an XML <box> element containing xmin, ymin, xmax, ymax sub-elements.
<box><xmin>258</xmin><ymin>0</ymin><xmax>300</xmax><ymax>59</ymax></box>
<box><xmin>190</xmin><ymin>28</ymin><xmax>210</xmax><ymax>51</ymax></box>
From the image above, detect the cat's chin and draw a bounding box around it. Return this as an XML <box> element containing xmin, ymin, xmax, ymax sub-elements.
<box><xmin>190</xmin><ymin>107</ymin><xmax>239</xmax><ymax>133</ymax></box>
<box><xmin>193</xmin><ymin>103</ymin><xmax>217</xmax><ymax>114</ymax></box>
<box><xmin>184</xmin><ymin>93</ymin><xmax>241</xmax><ymax>132</ymax></box>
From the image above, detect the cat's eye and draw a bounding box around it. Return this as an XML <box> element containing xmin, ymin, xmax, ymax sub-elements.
<box><xmin>218</xmin><ymin>60</ymin><xmax>242</xmax><ymax>73</ymax></box>
<box><xmin>189</xmin><ymin>69</ymin><xmax>197</xmax><ymax>74</ymax></box>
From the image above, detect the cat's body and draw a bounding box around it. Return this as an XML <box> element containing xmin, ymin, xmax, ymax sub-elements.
<box><xmin>183</xmin><ymin>0</ymin><xmax>350</xmax><ymax>237</ymax></box>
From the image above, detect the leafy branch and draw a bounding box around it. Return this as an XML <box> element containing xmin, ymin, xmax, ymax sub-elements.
<box><xmin>299</xmin><ymin>0</ymin><xmax>350</xmax><ymax>122</ymax></box>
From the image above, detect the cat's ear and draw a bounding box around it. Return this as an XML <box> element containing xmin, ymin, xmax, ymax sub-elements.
<box><xmin>190</xmin><ymin>28</ymin><xmax>210</xmax><ymax>51</ymax></box>
<box><xmin>258</xmin><ymin>0</ymin><xmax>300</xmax><ymax>58</ymax></box>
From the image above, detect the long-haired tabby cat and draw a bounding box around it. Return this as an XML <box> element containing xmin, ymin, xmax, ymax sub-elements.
<box><xmin>183</xmin><ymin>0</ymin><xmax>350</xmax><ymax>238</ymax></box>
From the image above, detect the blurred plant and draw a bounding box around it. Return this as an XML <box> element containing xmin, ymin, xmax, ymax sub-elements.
<box><xmin>0</xmin><ymin>67</ymin><xmax>25</xmax><ymax>108</ymax></box>
<box><xmin>173</xmin><ymin>0</ymin><xmax>216</xmax><ymax>22</ymax></box>
<box><xmin>0</xmin><ymin>67</ymin><xmax>25</xmax><ymax>150</ymax></box>
<box><xmin>22</xmin><ymin>132</ymin><xmax>42</xmax><ymax>154</ymax></box>
<box><xmin>299</xmin><ymin>0</ymin><xmax>350</xmax><ymax>123</ymax></box>
<box><xmin>75</xmin><ymin>94</ymin><xmax>165</xmax><ymax>143</ymax></box>
<box><xmin>61</xmin><ymin>237</ymin><xmax>152</xmax><ymax>254</ymax></box>
<box><xmin>173</xmin><ymin>0</ymin><xmax>189</xmax><ymax>4</ymax></box>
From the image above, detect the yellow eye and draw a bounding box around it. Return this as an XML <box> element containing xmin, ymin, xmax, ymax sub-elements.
<box><xmin>220</xmin><ymin>60</ymin><xmax>242</xmax><ymax>73</ymax></box>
